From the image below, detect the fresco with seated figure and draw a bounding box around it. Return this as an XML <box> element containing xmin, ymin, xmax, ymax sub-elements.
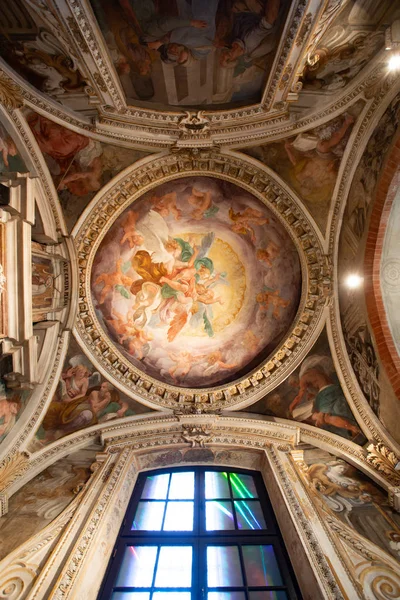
<box><xmin>91</xmin><ymin>176</ymin><xmax>301</xmax><ymax>388</ymax></box>
<box><xmin>245</xmin><ymin>102</ymin><xmax>363</xmax><ymax>232</ymax></box>
<box><xmin>298</xmin><ymin>448</ymin><xmax>400</xmax><ymax>561</ymax></box>
<box><xmin>30</xmin><ymin>338</ymin><xmax>153</xmax><ymax>449</ymax></box>
<box><xmin>26</xmin><ymin>111</ymin><xmax>149</xmax><ymax>231</ymax></box>
<box><xmin>244</xmin><ymin>329</ymin><xmax>367</xmax><ymax>444</ymax></box>
<box><xmin>90</xmin><ymin>0</ymin><xmax>290</xmax><ymax>108</ymax></box>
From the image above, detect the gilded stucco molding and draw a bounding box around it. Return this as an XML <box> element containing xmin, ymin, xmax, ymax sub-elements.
<box><xmin>366</xmin><ymin>443</ymin><xmax>400</xmax><ymax>485</ymax></box>
<box><xmin>266</xmin><ymin>446</ymin><xmax>348</xmax><ymax>599</ymax></box>
<box><xmin>327</xmin><ymin>79</ymin><xmax>400</xmax><ymax>452</ymax></box>
<box><xmin>292</xmin><ymin>454</ymin><xmax>400</xmax><ymax>596</ymax></box>
<box><xmin>73</xmin><ymin>150</ymin><xmax>327</xmax><ymax>412</ymax></box>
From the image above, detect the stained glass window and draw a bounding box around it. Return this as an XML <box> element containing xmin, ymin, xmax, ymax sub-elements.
<box><xmin>98</xmin><ymin>468</ymin><xmax>301</xmax><ymax>600</ymax></box>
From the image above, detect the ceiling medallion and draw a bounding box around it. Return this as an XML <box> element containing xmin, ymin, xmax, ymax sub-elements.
<box><xmin>74</xmin><ymin>151</ymin><xmax>326</xmax><ymax>411</ymax></box>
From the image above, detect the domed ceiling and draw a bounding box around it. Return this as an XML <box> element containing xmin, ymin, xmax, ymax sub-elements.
<box><xmin>91</xmin><ymin>176</ymin><xmax>301</xmax><ymax>388</ymax></box>
<box><xmin>0</xmin><ymin>0</ymin><xmax>400</xmax><ymax>457</ymax></box>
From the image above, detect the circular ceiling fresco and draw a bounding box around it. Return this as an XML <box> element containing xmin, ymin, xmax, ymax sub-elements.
<box><xmin>91</xmin><ymin>176</ymin><xmax>301</xmax><ymax>388</ymax></box>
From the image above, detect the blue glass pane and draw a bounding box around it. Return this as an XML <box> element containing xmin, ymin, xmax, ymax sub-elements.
<box><xmin>155</xmin><ymin>546</ymin><xmax>192</xmax><ymax>588</ymax></box>
<box><xmin>208</xmin><ymin>594</ymin><xmax>245</xmax><ymax>600</ymax></box>
<box><xmin>153</xmin><ymin>594</ymin><xmax>191</xmax><ymax>600</ymax></box>
<box><xmin>168</xmin><ymin>472</ymin><xmax>195</xmax><ymax>499</ymax></box>
<box><xmin>142</xmin><ymin>474</ymin><xmax>170</xmax><ymax>499</ymax></box>
<box><xmin>249</xmin><ymin>593</ymin><xmax>288</xmax><ymax>600</ymax></box>
<box><xmin>242</xmin><ymin>545</ymin><xmax>283</xmax><ymax>586</ymax></box>
<box><xmin>205</xmin><ymin>472</ymin><xmax>230</xmax><ymax>499</ymax></box>
<box><xmin>207</xmin><ymin>546</ymin><xmax>243</xmax><ymax>587</ymax></box>
<box><xmin>132</xmin><ymin>501</ymin><xmax>165</xmax><ymax>530</ymax></box>
<box><xmin>164</xmin><ymin>502</ymin><xmax>194</xmax><ymax>531</ymax></box>
<box><xmin>115</xmin><ymin>546</ymin><xmax>157</xmax><ymax>587</ymax></box>
<box><xmin>206</xmin><ymin>501</ymin><xmax>235</xmax><ymax>531</ymax></box>
<box><xmin>230</xmin><ymin>473</ymin><xmax>257</xmax><ymax>498</ymax></box>
<box><xmin>235</xmin><ymin>501</ymin><xmax>266</xmax><ymax>530</ymax></box>
<box><xmin>112</xmin><ymin>594</ymin><xmax>150</xmax><ymax>600</ymax></box>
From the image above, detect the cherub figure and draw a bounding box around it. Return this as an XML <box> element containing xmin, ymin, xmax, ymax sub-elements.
<box><xmin>107</xmin><ymin>312</ymin><xmax>153</xmax><ymax>360</ymax></box>
<box><xmin>121</xmin><ymin>210</ymin><xmax>144</xmax><ymax>248</ymax></box>
<box><xmin>168</xmin><ymin>350</ymin><xmax>195</xmax><ymax>382</ymax></box>
<box><xmin>0</xmin><ymin>126</ymin><xmax>18</xmax><ymax>170</ymax></box>
<box><xmin>242</xmin><ymin>330</ymin><xmax>260</xmax><ymax>353</ymax></box>
<box><xmin>204</xmin><ymin>351</ymin><xmax>236</xmax><ymax>373</ymax></box>
<box><xmin>151</xmin><ymin>192</ymin><xmax>182</xmax><ymax>220</ymax></box>
<box><xmin>257</xmin><ymin>240</ymin><xmax>280</xmax><ymax>266</ymax></box>
<box><xmin>229</xmin><ymin>207</ymin><xmax>269</xmax><ymax>243</ymax></box>
<box><xmin>95</xmin><ymin>259</ymin><xmax>134</xmax><ymax>303</ymax></box>
<box><xmin>257</xmin><ymin>289</ymin><xmax>289</xmax><ymax>318</ymax></box>
<box><xmin>0</xmin><ymin>394</ymin><xmax>21</xmax><ymax>438</ymax></box>
<box><xmin>125</xmin><ymin>328</ymin><xmax>153</xmax><ymax>360</ymax></box>
<box><xmin>188</xmin><ymin>187</ymin><xmax>218</xmax><ymax>219</ymax></box>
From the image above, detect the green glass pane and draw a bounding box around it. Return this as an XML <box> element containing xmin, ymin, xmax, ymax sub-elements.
<box><xmin>142</xmin><ymin>474</ymin><xmax>170</xmax><ymax>499</ymax></box>
<box><xmin>208</xmin><ymin>593</ymin><xmax>245</xmax><ymax>600</ymax></box>
<box><xmin>168</xmin><ymin>472</ymin><xmax>195</xmax><ymax>499</ymax></box>
<box><xmin>154</xmin><ymin>546</ymin><xmax>192</xmax><ymax>588</ymax></box>
<box><xmin>115</xmin><ymin>546</ymin><xmax>157</xmax><ymax>587</ymax></box>
<box><xmin>230</xmin><ymin>473</ymin><xmax>258</xmax><ymax>499</ymax></box>
<box><xmin>163</xmin><ymin>501</ymin><xmax>194</xmax><ymax>531</ymax></box>
<box><xmin>249</xmin><ymin>593</ymin><xmax>288</xmax><ymax>600</ymax></box>
<box><xmin>242</xmin><ymin>545</ymin><xmax>283</xmax><ymax>586</ymax></box>
<box><xmin>234</xmin><ymin>500</ymin><xmax>266</xmax><ymax>530</ymax></box>
<box><xmin>205</xmin><ymin>472</ymin><xmax>230</xmax><ymax>499</ymax></box>
<box><xmin>206</xmin><ymin>501</ymin><xmax>235</xmax><ymax>531</ymax></box>
<box><xmin>207</xmin><ymin>546</ymin><xmax>243</xmax><ymax>587</ymax></box>
<box><xmin>111</xmin><ymin>594</ymin><xmax>150</xmax><ymax>600</ymax></box>
<box><xmin>132</xmin><ymin>501</ymin><xmax>165</xmax><ymax>530</ymax></box>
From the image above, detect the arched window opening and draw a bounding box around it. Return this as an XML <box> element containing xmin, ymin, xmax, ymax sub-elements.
<box><xmin>98</xmin><ymin>467</ymin><xmax>301</xmax><ymax>599</ymax></box>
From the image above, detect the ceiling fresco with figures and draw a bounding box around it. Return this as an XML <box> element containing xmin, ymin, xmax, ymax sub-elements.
<box><xmin>91</xmin><ymin>176</ymin><xmax>301</xmax><ymax>388</ymax></box>
<box><xmin>89</xmin><ymin>0</ymin><xmax>290</xmax><ymax>109</ymax></box>
<box><xmin>1</xmin><ymin>0</ymin><xmax>400</xmax><ymax>494</ymax></box>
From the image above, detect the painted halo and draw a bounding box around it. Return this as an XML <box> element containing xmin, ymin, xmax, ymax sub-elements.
<box><xmin>75</xmin><ymin>152</ymin><xmax>325</xmax><ymax>410</ymax></box>
<box><xmin>91</xmin><ymin>176</ymin><xmax>301</xmax><ymax>388</ymax></box>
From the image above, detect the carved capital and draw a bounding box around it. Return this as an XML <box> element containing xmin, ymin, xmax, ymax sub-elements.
<box><xmin>0</xmin><ymin>70</ymin><xmax>23</xmax><ymax>110</ymax></box>
<box><xmin>366</xmin><ymin>443</ymin><xmax>400</xmax><ymax>485</ymax></box>
<box><xmin>0</xmin><ymin>452</ymin><xmax>30</xmax><ymax>514</ymax></box>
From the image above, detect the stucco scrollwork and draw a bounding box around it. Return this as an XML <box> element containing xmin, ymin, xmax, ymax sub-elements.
<box><xmin>366</xmin><ymin>443</ymin><xmax>400</xmax><ymax>485</ymax></box>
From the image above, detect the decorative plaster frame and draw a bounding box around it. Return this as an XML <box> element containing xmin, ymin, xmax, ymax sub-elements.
<box><xmin>72</xmin><ymin>149</ymin><xmax>327</xmax><ymax>411</ymax></box>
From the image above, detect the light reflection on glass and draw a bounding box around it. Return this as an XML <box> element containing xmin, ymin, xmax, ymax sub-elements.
<box><xmin>243</xmin><ymin>545</ymin><xmax>283</xmax><ymax>586</ymax></box>
<box><xmin>168</xmin><ymin>472</ymin><xmax>195</xmax><ymax>499</ymax></box>
<box><xmin>235</xmin><ymin>500</ymin><xmax>266</xmax><ymax>530</ymax></box>
<box><xmin>132</xmin><ymin>501</ymin><xmax>165</xmax><ymax>530</ymax></box>
<box><xmin>208</xmin><ymin>593</ymin><xmax>245</xmax><ymax>600</ymax></box>
<box><xmin>164</xmin><ymin>501</ymin><xmax>194</xmax><ymax>531</ymax></box>
<box><xmin>115</xmin><ymin>546</ymin><xmax>157</xmax><ymax>587</ymax></box>
<box><xmin>207</xmin><ymin>546</ymin><xmax>243</xmax><ymax>587</ymax></box>
<box><xmin>230</xmin><ymin>473</ymin><xmax>257</xmax><ymax>499</ymax></box>
<box><xmin>141</xmin><ymin>474</ymin><xmax>170</xmax><ymax>499</ymax></box>
<box><xmin>111</xmin><ymin>593</ymin><xmax>150</xmax><ymax>600</ymax></box>
<box><xmin>155</xmin><ymin>546</ymin><xmax>193</xmax><ymax>587</ymax></box>
<box><xmin>205</xmin><ymin>472</ymin><xmax>230</xmax><ymax>499</ymax></box>
<box><xmin>153</xmin><ymin>594</ymin><xmax>191</xmax><ymax>599</ymax></box>
<box><xmin>206</xmin><ymin>501</ymin><xmax>235</xmax><ymax>530</ymax></box>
